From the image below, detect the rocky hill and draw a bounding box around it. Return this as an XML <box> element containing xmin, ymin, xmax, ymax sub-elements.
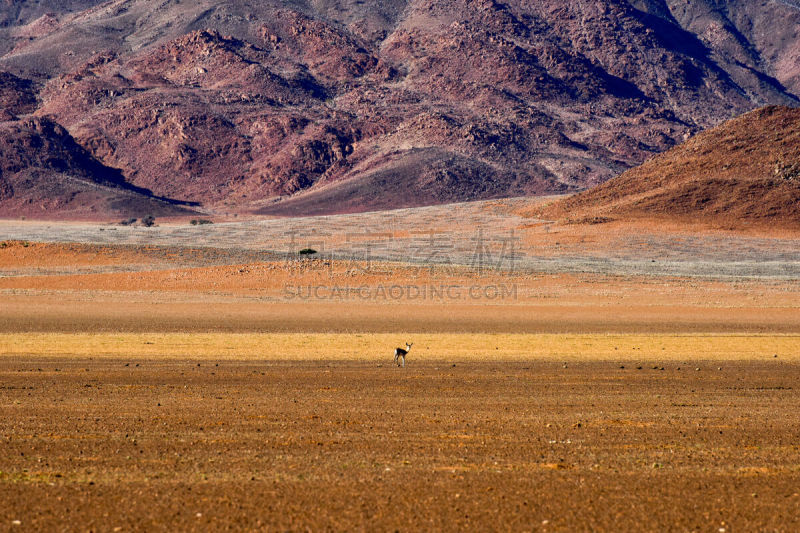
<box><xmin>0</xmin><ymin>117</ymin><xmax>196</xmax><ymax>219</ymax></box>
<box><xmin>533</xmin><ymin>106</ymin><xmax>800</xmax><ymax>229</ymax></box>
<box><xmin>0</xmin><ymin>0</ymin><xmax>799</xmax><ymax>217</ymax></box>
<box><xmin>0</xmin><ymin>71</ymin><xmax>36</xmax><ymax>120</ymax></box>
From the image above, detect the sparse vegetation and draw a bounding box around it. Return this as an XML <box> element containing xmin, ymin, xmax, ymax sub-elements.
<box><xmin>119</xmin><ymin>218</ymin><xmax>137</xmax><ymax>226</ymax></box>
<box><xmin>0</xmin><ymin>241</ymin><xmax>30</xmax><ymax>248</ymax></box>
<box><xmin>142</xmin><ymin>215</ymin><xmax>156</xmax><ymax>227</ymax></box>
<box><xmin>566</xmin><ymin>216</ymin><xmax>614</xmax><ymax>225</ymax></box>
<box><xmin>774</xmin><ymin>158</ymin><xmax>800</xmax><ymax>181</ymax></box>
<box><xmin>298</xmin><ymin>248</ymin><xmax>318</xmax><ymax>255</ymax></box>
<box><xmin>190</xmin><ymin>219</ymin><xmax>214</xmax><ymax>225</ymax></box>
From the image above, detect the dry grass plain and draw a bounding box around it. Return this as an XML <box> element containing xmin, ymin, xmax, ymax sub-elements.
<box><xmin>1</xmin><ymin>204</ymin><xmax>800</xmax><ymax>530</ymax></box>
<box><xmin>1</xmin><ymin>332</ymin><xmax>799</xmax><ymax>362</ymax></box>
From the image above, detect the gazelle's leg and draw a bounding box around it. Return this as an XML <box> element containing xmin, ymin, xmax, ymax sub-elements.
<box><xmin>401</xmin><ymin>355</ymin><xmax>405</xmax><ymax>368</ymax></box>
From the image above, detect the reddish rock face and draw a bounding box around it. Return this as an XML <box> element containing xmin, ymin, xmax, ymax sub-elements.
<box><xmin>0</xmin><ymin>0</ymin><xmax>798</xmax><ymax>217</ymax></box>
<box><xmin>0</xmin><ymin>71</ymin><xmax>36</xmax><ymax>117</ymax></box>
<box><xmin>0</xmin><ymin>117</ymin><xmax>196</xmax><ymax>219</ymax></box>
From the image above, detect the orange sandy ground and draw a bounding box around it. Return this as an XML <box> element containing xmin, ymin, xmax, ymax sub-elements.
<box><xmin>1</xmin><ymin>240</ymin><xmax>799</xmax><ymax>334</ymax></box>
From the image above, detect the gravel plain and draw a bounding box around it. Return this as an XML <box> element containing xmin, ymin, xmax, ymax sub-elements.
<box><xmin>2</xmin><ymin>199</ymin><xmax>799</xmax><ymax>279</ymax></box>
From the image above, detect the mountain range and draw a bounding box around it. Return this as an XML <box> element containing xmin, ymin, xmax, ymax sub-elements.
<box><xmin>1</xmin><ymin>0</ymin><xmax>798</xmax><ymax>218</ymax></box>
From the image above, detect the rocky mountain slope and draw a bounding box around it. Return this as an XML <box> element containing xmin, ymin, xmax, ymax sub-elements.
<box><xmin>0</xmin><ymin>117</ymin><xmax>196</xmax><ymax>219</ymax></box>
<box><xmin>0</xmin><ymin>0</ymin><xmax>799</xmax><ymax>217</ymax></box>
<box><xmin>533</xmin><ymin>106</ymin><xmax>800</xmax><ymax>229</ymax></box>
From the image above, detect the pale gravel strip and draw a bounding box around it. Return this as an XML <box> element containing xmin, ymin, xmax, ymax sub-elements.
<box><xmin>1</xmin><ymin>199</ymin><xmax>799</xmax><ymax>279</ymax></box>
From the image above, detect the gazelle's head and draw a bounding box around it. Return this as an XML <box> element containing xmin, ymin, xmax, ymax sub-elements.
<box><xmin>406</xmin><ymin>342</ymin><xmax>413</xmax><ymax>350</ymax></box>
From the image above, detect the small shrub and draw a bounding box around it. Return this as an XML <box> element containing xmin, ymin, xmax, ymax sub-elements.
<box><xmin>190</xmin><ymin>219</ymin><xmax>214</xmax><ymax>225</ymax></box>
<box><xmin>0</xmin><ymin>241</ymin><xmax>7</xmax><ymax>248</ymax></box>
<box><xmin>774</xmin><ymin>158</ymin><xmax>800</xmax><ymax>181</ymax></box>
<box><xmin>142</xmin><ymin>214</ymin><xmax>156</xmax><ymax>227</ymax></box>
<box><xmin>565</xmin><ymin>216</ymin><xmax>614</xmax><ymax>225</ymax></box>
<box><xmin>119</xmin><ymin>218</ymin><xmax>137</xmax><ymax>226</ymax></box>
<box><xmin>298</xmin><ymin>248</ymin><xmax>318</xmax><ymax>256</ymax></box>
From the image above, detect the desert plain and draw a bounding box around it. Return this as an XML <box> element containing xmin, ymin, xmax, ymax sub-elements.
<box><xmin>2</xmin><ymin>0</ymin><xmax>800</xmax><ymax>529</ymax></box>
<box><xmin>1</xmin><ymin>199</ymin><xmax>800</xmax><ymax>531</ymax></box>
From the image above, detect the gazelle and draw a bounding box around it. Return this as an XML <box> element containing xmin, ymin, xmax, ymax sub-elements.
<box><xmin>394</xmin><ymin>342</ymin><xmax>412</xmax><ymax>367</ymax></box>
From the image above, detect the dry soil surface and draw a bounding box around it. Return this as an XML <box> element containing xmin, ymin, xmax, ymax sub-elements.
<box><xmin>2</xmin><ymin>359</ymin><xmax>800</xmax><ymax>531</ymax></box>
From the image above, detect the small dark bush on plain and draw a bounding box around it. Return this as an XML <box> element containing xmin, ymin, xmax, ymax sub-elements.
<box><xmin>119</xmin><ymin>218</ymin><xmax>137</xmax><ymax>226</ymax></box>
<box><xmin>298</xmin><ymin>248</ymin><xmax>318</xmax><ymax>255</ymax></box>
<box><xmin>190</xmin><ymin>219</ymin><xmax>214</xmax><ymax>225</ymax></box>
<box><xmin>142</xmin><ymin>215</ymin><xmax>156</xmax><ymax>227</ymax></box>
